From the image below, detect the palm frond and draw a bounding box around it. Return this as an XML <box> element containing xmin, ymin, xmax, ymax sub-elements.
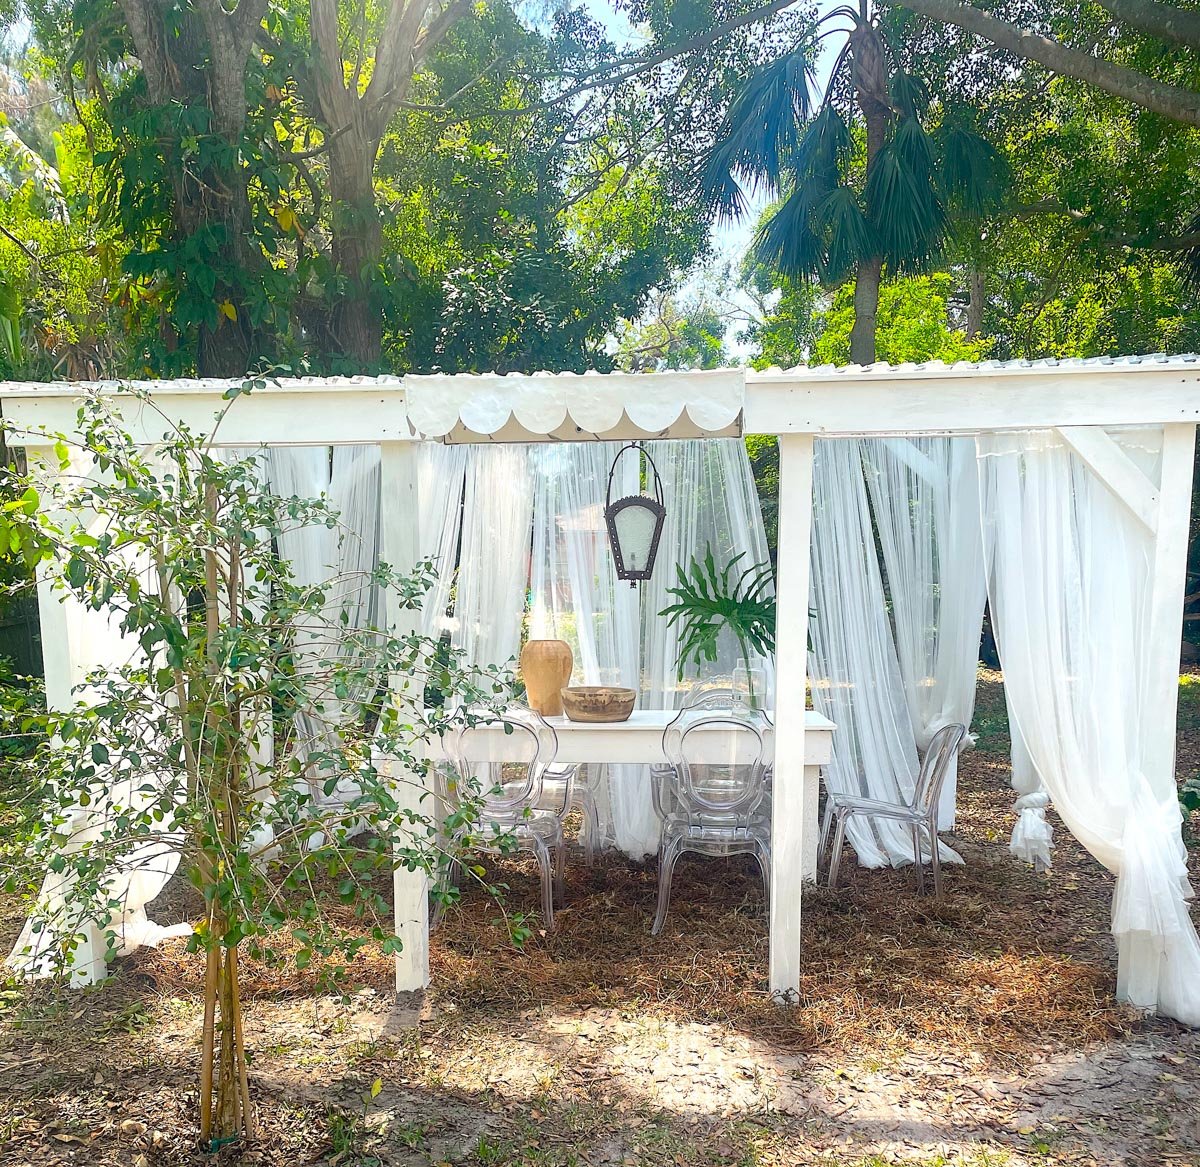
<box><xmin>753</xmin><ymin>177</ymin><xmax>832</xmax><ymax>281</ymax></box>
<box><xmin>864</xmin><ymin>118</ymin><xmax>947</xmax><ymax>273</ymax></box>
<box><xmin>700</xmin><ymin>45</ymin><xmax>816</xmax><ymax>215</ymax></box>
<box><xmin>937</xmin><ymin>125</ymin><xmax>1010</xmax><ymax>217</ymax></box>
<box><xmin>792</xmin><ymin>104</ymin><xmax>851</xmax><ymax>187</ymax></box>
<box><xmin>814</xmin><ymin>185</ymin><xmax>876</xmax><ymax>283</ymax></box>
<box><xmin>888</xmin><ymin>71</ymin><xmax>930</xmax><ymax>119</ymax></box>
<box><xmin>1179</xmin><ymin>208</ymin><xmax>1200</xmax><ymax>293</ymax></box>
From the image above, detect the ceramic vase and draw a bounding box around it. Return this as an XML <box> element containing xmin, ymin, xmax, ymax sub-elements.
<box><xmin>520</xmin><ymin>639</ymin><xmax>573</xmax><ymax>717</ymax></box>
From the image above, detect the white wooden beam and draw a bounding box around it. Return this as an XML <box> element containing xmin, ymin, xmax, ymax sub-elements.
<box><xmin>872</xmin><ymin>436</ymin><xmax>943</xmax><ymax>488</ymax></box>
<box><xmin>5</xmin><ymin>358</ymin><xmax>1200</xmax><ymax>448</ymax></box>
<box><xmin>1118</xmin><ymin>422</ymin><xmax>1196</xmax><ymax>1010</ymax></box>
<box><xmin>770</xmin><ymin>433</ymin><xmax>815</xmax><ymax>999</ymax></box>
<box><xmin>378</xmin><ymin>441</ymin><xmax>430</xmax><ymax>994</ymax></box>
<box><xmin>1057</xmin><ymin>426</ymin><xmax>1159</xmax><ymax>535</ymax></box>
<box><xmin>4</xmin><ymin>385</ymin><xmax>417</xmax><ymax>448</ymax></box>
<box><xmin>744</xmin><ymin>364</ymin><xmax>1200</xmax><ymax>436</ymax></box>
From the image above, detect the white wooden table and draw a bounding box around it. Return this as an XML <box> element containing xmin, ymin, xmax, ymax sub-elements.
<box><xmin>386</xmin><ymin>708</ymin><xmax>836</xmax><ymax>991</ymax></box>
<box><xmin>421</xmin><ymin>708</ymin><xmax>834</xmax><ymax>768</ymax></box>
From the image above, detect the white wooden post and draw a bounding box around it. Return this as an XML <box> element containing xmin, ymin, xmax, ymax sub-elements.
<box><xmin>770</xmin><ymin>432</ymin><xmax>815</xmax><ymax>999</ymax></box>
<box><xmin>1118</xmin><ymin>422</ymin><xmax>1197</xmax><ymax>1008</ymax></box>
<box><xmin>378</xmin><ymin>441</ymin><xmax>430</xmax><ymax>994</ymax></box>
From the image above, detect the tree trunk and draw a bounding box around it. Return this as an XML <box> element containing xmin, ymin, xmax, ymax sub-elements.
<box><xmin>850</xmin><ymin>255</ymin><xmax>883</xmax><ymax>364</ymax></box>
<box><xmin>849</xmin><ymin>20</ymin><xmax>891</xmax><ymax>366</ymax></box>
<box><xmin>117</xmin><ymin>0</ymin><xmax>265</xmax><ymax>378</ymax></box>
<box><xmin>966</xmin><ymin>267</ymin><xmax>986</xmax><ymax>338</ymax></box>
<box><xmin>327</xmin><ymin>122</ymin><xmax>384</xmax><ymax>369</ymax></box>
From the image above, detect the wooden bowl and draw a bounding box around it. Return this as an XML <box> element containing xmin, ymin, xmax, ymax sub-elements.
<box><xmin>560</xmin><ymin>686</ymin><xmax>636</xmax><ymax>723</ymax></box>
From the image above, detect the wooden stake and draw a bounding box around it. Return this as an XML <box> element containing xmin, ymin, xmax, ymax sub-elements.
<box><xmin>198</xmin><ymin>930</ymin><xmax>219</xmax><ymax>1144</ymax></box>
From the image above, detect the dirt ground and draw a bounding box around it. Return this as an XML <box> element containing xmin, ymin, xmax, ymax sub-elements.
<box><xmin>2</xmin><ymin>671</ymin><xmax>1200</xmax><ymax>1167</ymax></box>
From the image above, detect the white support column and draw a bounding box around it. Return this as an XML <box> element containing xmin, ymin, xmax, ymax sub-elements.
<box><xmin>378</xmin><ymin>441</ymin><xmax>429</xmax><ymax>994</ymax></box>
<box><xmin>770</xmin><ymin>433</ymin><xmax>815</xmax><ymax>999</ymax></box>
<box><xmin>1118</xmin><ymin>422</ymin><xmax>1196</xmax><ymax>1008</ymax></box>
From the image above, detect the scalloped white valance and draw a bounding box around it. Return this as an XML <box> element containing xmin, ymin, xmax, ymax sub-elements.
<box><xmin>404</xmin><ymin>370</ymin><xmax>744</xmax><ymax>439</ymax></box>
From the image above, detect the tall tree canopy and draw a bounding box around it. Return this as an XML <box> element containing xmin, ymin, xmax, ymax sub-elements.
<box><xmin>3</xmin><ymin>0</ymin><xmax>800</xmax><ymax>377</ymax></box>
<box><xmin>703</xmin><ymin>2</ymin><xmax>1006</xmax><ymax>363</ymax></box>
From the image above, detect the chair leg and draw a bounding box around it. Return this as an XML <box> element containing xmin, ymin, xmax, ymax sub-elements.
<box><xmin>577</xmin><ymin>789</ymin><xmax>599</xmax><ymax>867</ymax></box>
<box><xmin>651</xmin><ymin>835</ymin><xmax>684</xmax><ymax>936</ymax></box>
<box><xmin>818</xmin><ymin>801</ymin><xmax>834</xmax><ymax>872</ymax></box>
<box><xmin>910</xmin><ymin>824</ymin><xmax>925</xmax><ymax>894</ymax></box>
<box><xmin>530</xmin><ymin>835</ymin><xmax>556</xmax><ymax>930</ymax></box>
<box><xmin>827</xmin><ymin>811</ymin><xmax>849</xmax><ymax>889</ymax></box>
<box><xmin>752</xmin><ymin>837</ymin><xmax>771</xmax><ymax>916</ymax></box>
<box><xmin>554</xmin><ymin>826</ymin><xmax>567</xmax><ymax>904</ymax></box>
<box><xmin>928</xmin><ymin>825</ymin><xmax>943</xmax><ymax>898</ymax></box>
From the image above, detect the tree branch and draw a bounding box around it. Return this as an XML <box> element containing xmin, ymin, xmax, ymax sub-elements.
<box><xmin>891</xmin><ymin>0</ymin><xmax>1200</xmax><ymax>127</ymax></box>
<box><xmin>1093</xmin><ymin>0</ymin><xmax>1200</xmax><ymax>51</ymax></box>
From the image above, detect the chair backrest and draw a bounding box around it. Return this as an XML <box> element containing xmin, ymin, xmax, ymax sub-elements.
<box><xmin>662</xmin><ymin>709</ymin><xmax>770</xmax><ymax>826</ymax></box>
<box><xmin>445</xmin><ymin>709</ymin><xmax>559</xmax><ymax>817</ymax></box>
<box><xmin>913</xmin><ymin>723</ymin><xmax>967</xmax><ymax>817</ymax></box>
<box><xmin>680</xmin><ymin>683</ymin><xmax>737</xmax><ymax>711</ymax></box>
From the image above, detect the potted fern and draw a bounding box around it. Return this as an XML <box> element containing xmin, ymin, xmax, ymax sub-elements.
<box><xmin>659</xmin><ymin>547</ymin><xmax>776</xmax><ymax>709</ymax></box>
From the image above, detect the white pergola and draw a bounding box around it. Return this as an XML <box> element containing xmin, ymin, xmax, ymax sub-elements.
<box><xmin>4</xmin><ymin>353</ymin><xmax>1199</xmax><ymax>1008</ymax></box>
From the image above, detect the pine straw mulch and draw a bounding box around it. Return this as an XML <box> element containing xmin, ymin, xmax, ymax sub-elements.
<box><xmin>3</xmin><ymin>670</ymin><xmax>1199</xmax><ymax>1167</ymax></box>
<box><xmin>116</xmin><ymin>670</ymin><xmax>1163</xmax><ymax>1074</ymax></box>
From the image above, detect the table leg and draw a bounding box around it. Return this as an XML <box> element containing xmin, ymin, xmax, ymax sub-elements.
<box><xmin>802</xmin><ymin>764</ymin><xmax>821</xmax><ymax>882</ymax></box>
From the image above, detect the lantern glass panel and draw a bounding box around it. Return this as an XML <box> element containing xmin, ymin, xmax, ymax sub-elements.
<box><xmin>613</xmin><ymin>502</ymin><xmax>659</xmax><ymax>574</ymax></box>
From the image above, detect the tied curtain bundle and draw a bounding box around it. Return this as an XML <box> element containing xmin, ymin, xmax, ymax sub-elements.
<box><xmin>979</xmin><ymin>427</ymin><xmax>1200</xmax><ymax>1023</ymax></box>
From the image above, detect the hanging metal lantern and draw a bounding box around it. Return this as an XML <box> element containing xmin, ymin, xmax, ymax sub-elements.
<box><xmin>604</xmin><ymin>442</ymin><xmax>666</xmax><ymax>585</ymax></box>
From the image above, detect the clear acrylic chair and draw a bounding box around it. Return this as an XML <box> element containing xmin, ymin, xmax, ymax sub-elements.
<box><xmin>540</xmin><ymin>760</ymin><xmax>599</xmax><ymax>865</ymax></box>
<box><xmin>437</xmin><ymin>708</ymin><xmax>570</xmax><ymax>927</ymax></box>
<box><xmin>650</xmin><ymin>684</ymin><xmax>738</xmax><ymax>823</ymax></box>
<box><xmin>820</xmin><ymin>722</ymin><xmax>967</xmax><ymax>896</ymax></box>
<box><xmin>651</xmin><ymin>707</ymin><xmax>772</xmax><ymax>935</ymax></box>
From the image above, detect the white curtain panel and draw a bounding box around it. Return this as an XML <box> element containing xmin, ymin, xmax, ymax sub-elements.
<box><xmin>529</xmin><ymin>443</ymin><xmax>652</xmax><ymax>855</ymax></box>
<box><xmin>523</xmin><ymin>438</ymin><xmax>774</xmax><ymax>858</ymax></box>
<box><xmin>453</xmin><ymin>444</ymin><xmax>532</xmax><ymax>671</ymax></box>
<box><xmin>861</xmin><ymin>437</ymin><xmax>988</xmax><ymax>827</ymax></box>
<box><xmin>417</xmin><ymin>444</ymin><xmax>468</xmax><ymax>639</ymax></box>
<box><xmin>328</xmin><ymin>446</ymin><xmax>382</xmax><ymax>633</ymax></box>
<box><xmin>9</xmin><ymin>449</ymin><xmax>189</xmax><ymax>983</ymax></box>
<box><xmin>808</xmin><ymin>439</ymin><xmax>961</xmax><ymax>869</ymax></box>
<box><xmin>1007</xmin><ymin>688</ymin><xmax>1054</xmax><ymax>869</ymax></box>
<box><xmin>642</xmin><ymin>439</ymin><xmax>776</xmax><ymax>706</ymax></box>
<box><xmin>979</xmin><ymin>427</ymin><xmax>1200</xmax><ymax>1024</ymax></box>
<box><xmin>268</xmin><ymin>447</ymin><xmax>336</xmax><ymax>771</ymax></box>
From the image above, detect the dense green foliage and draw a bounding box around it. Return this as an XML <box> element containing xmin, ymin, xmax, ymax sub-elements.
<box><xmin>0</xmin><ymin>0</ymin><xmax>798</xmax><ymax>379</ymax></box>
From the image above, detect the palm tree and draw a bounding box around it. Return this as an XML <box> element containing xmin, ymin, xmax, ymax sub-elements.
<box><xmin>703</xmin><ymin>2</ymin><xmax>1007</xmax><ymax>365</ymax></box>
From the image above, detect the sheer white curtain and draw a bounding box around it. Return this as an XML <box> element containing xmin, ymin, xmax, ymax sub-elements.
<box><xmin>328</xmin><ymin>446</ymin><xmax>381</xmax><ymax>633</ymax></box>
<box><xmin>453</xmin><ymin>445</ymin><xmax>532</xmax><ymax>671</ymax></box>
<box><xmin>268</xmin><ymin>447</ymin><xmax>336</xmax><ymax>770</ymax></box>
<box><xmin>417</xmin><ymin>445</ymin><xmax>468</xmax><ymax>639</ymax></box>
<box><xmin>979</xmin><ymin>427</ymin><xmax>1200</xmax><ymax>1024</ymax></box>
<box><xmin>523</xmin><ymin>439</ymin><xmax>773</xmax><ymax>858</ymax></box>
<box><xmin>9</xmin><ymin>449</ymin><xmax>188</xmax><ymax>983</ymax></box>
<box><xmin>528</xmin><ymin>443</ymin><xmax>651</xmax><ymax>853</ymax></box>
<box><xmin>862</xmin><ymin>437</ymin><xmax>987</xmax><ymax>826</ymax></box>
<box><xmin>808</xmin><ymin>440</ymin><xmax>961</xmax><ymax>868</ymax></box>
<box><xmin>642</xmin><ymin>440</ymin><xmax>776</xmax><ymax>706</ymax></box>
